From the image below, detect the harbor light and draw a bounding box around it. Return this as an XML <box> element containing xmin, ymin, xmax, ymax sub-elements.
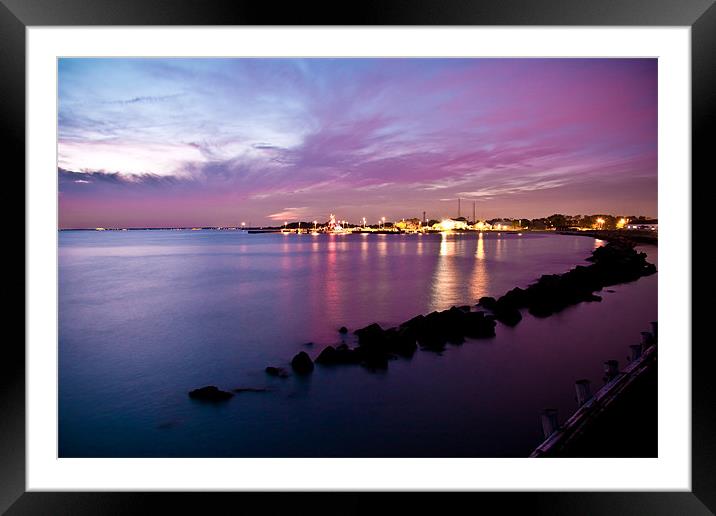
<box><xmin>437</xmin><ymin>219</ymin><xmax>456</xmax><ymax>231</ymax></box>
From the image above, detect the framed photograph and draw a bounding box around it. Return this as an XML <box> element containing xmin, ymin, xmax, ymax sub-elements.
<box><xmin>6</xmin><ymin>0</ymin><xmax>712</xmax><ymax>513</ymax></box>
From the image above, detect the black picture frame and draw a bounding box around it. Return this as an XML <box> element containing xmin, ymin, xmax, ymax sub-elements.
<box><xmin>3</xmin><ymin>0</ymin><xmax>712</xmax><ymax>513</ymax></box>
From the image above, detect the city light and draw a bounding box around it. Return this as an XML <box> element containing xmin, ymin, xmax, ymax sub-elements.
<box><xmin>243</xmin><ymin>211</ymin><xmax>649</xmax><ymax>236</ymax></box>
<box><xmin>437</xmin><ymin>219</ymin><xmax>457</xmax><ymax>231</ymax></box>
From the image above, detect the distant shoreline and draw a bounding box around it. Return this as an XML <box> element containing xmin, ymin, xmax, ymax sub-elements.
<box><xmin>58</xmin><ymin>227</ymin><xmax>658</xmax><ymax>245</ymax></box>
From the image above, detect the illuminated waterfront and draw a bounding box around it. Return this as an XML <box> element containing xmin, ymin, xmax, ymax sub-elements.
<box><xmin>59</xmin><ymin>230</ymin><xmax>657</xmax><ymax>457</ymax></box>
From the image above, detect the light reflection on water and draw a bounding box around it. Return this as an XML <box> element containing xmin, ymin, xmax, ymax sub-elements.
<box><xmin>469</xmin><ymin>232</ymin><xmax>489</xmax><ymax>301</ymax></box>
<box><xmin>431</xmin><ymin>233</ymin><xmax>460</xmax><ymax>311</ymax></box>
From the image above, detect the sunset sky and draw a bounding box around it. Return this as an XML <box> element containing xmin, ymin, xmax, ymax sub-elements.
<box><xmin>58</xmin><ymin>58</ymin><xmax>657</xmax><ymax>228</ymax></box>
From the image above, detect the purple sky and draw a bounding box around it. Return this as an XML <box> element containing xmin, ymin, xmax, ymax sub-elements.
<box><xmin>58</xmin><ymin>58</ymin><xmax>657</xmax><ymax>228</ymax></box>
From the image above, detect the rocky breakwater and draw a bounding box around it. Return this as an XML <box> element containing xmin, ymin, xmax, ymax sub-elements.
<box><xmin>294</xmin><ymin>306</ymin><xmax>497</xmax><ymax>373</ymax></box>
<box><xmin>478</xmin><ymin>241</ymin><xmax>656</xmax><ymax>320</ymax></box>
<box><xmin>261</xmin><ymin>241</ymin><xmax>656</xmax><ymax>378</ymax></box>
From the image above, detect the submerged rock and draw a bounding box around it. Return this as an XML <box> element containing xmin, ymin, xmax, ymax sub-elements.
<box><xmin>316</xmin><ymin>344</ymin><xmax>363</xmax><ymax>365</ymax></box>
<box><xmin>265</xmin><ymin>366</ymin><xmax>289</xmax><ymax>378</ymax></box>
<box><xmin>188</xmin><ymin>385</ymin><xmax>233</xmax><ymax>402</ymax></box>
<box><xmin>291</xmin><ymin>351</ymin><xmax>314</xmax><ymax>374</ymax></box>
<box><xmin>338</xmin><ymin>326</ymin><xmax>348</xmax><ymax>334</ymax></box>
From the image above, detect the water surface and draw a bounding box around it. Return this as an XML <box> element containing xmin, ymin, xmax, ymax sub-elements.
<box><xmin>58</xmin><ymin>231</ymin><xmax>657</xmax><ymax>457</ymax></box>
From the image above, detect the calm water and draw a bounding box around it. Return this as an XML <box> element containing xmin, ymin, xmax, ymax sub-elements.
<box><xmin>58</xmin><ymin>231</ymin><xmax>657</xmax><ymax>457</ymax></box>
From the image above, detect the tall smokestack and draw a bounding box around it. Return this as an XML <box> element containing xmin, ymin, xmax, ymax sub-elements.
<box><xmin>473</xmin><ymin>201</ymin><xmax>476</xmax><ymax>224</ymax></box>
<box><xmin>422</xmin><ymin>211</ymin><xmax>426</xmax><ymax>224</ymax></box>
<box><xmin>458</xmin><ymin>198</ymin><xmax>461</xmax><ymax>218</ymax></box>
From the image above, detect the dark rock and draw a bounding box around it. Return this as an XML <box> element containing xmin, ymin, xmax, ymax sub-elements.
<box><xmin>493</xmin><ymin>305</ymin><xmax>522</xmax><ymax>327</ymax></box>
<box><xmin>478</xmin><ymin>296</ymin><xmax>497</xmax><ymax>310</ymax></box>
<box><xmin>397</xmin><ymin>318</ymin><xmax>423</xmax><ymax>347</ymax></box>
<box><xmin>463</xmin><ymin>311</ymin><xmax>497</xmax><ymax>338</ymax></box>
<box><xmin>315</xmin><ymin>345</ymin><xmax>338</xmax><ymax>364</ymax></box>
<box><xmin>417</xmin><ymin>311</ymin><xmax>450</xmax><ymax>350</ymax></box>
<box><xmin>304</xmin><ymin>341</ymin><xmax>314</xmax><ymax>347</ymax></box>
<box><xmin>322</xmin><ymin>343</ymin><xmax>364</xmax><ymax>365</ymax></box>
<box><xmin>232</xmin><ymin>387</ymin><xmax>268</xmax><ymax>393</ymax></box>
<box><xmin>338</xmin><ymin>326</ymin><xmax>348</xmax><ymax>334</ymax></box>
<box><xmin>354</xmin><ymin>323</ymin><xmax>388</xmax><ymax>350</ymax></box>
<box><xmin>528</xmin><ymin>302</ymin><xmax>555</xmax><ymax>318</ymax></box>
<box><xmin>498</xmin><ymin>287</ymin><xmax>529</xmax><ymax>309</ymax></box>
<box><xmin>188</xmin><ymin>385</ymin><xmax>233</xmax><ymax>401</ymax></box>
<box><xmin>291</xmin><ymin>351</ymin><xmax>314</xmax><ymax>374</ymax></box>
<box><xmin>265</xmin><ymin>366</ymin><xmax>289</xmax><ymax>378</ymax></box>
<box><xmin>350</xmin><ymin>321</ymin><xmax>416</xmax><ymax>366</ymax></box>
<box><xmin>400</xmin><ymin>314</ymin><xmax>425</xmax><ymax>333</ymax></box>
<box><xmin>385</xmin><ymin>327</ymin><xmax>418</xmax><ymax>356</ymax></box>
<box><xmin>418</xmin><ymin>335</ymin><xmax>447</xmax><ymax>352</ymax></box>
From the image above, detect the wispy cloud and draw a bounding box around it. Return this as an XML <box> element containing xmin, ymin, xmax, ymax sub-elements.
<box><xmin>57</xmin><ymin>58</ymin><xmax>657</xmax><ymax>227</ymax></box>
<box><xmin>267</xmin><ymin>207</ymin><xmax>310</xmax><ymax>221</ymax></box>
<box><xmin>104</xmin><ymin>93</ymin><xmax>183</xmax><ymax>105</ymax></box>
